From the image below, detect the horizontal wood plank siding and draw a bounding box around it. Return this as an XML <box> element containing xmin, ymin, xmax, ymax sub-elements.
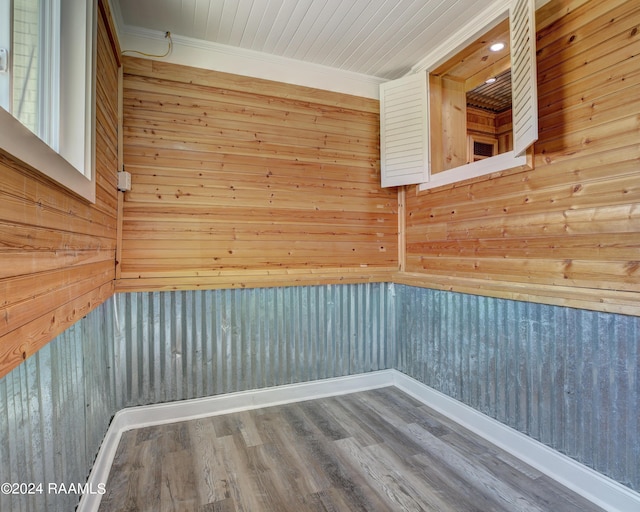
<box><xmin>403</xmin><ymin>0</ymin><xmax>640</xmax><ymax>315</ymax></box>
<box><xmin>118</xmin><ymin>58</ymin><xmax>397</xmax><ymax>291</ymax></box>
<box><xmin>0</xmin><ymin>1</ymin><xmax>119</xmax><ymax>379</ymax></box>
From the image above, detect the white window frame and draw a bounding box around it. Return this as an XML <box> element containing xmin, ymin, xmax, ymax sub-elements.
<box><xmin>379</xmin><ymin>0</ymin><xmax>544</xmax><ymax>191</ymax></box>
<box><xmin>0</xmin><ymin>1</ymin><xmax>9</xmax><ymax>112</ymax></box>
<box><xmin>0</xmin><ymin>0</ymin><xmax>97</xmax><ymax>203</ymax></box>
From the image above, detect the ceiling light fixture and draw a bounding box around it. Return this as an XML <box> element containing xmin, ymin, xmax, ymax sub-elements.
<box><xmin>485</xmin><ymin>77</ymin><xmax>497</xmax><ymax>84</ymax></box>
<box><xmin>489</xmin><ymin>42</ymin><xmax>505</xmax><ymax>52</ymax></box>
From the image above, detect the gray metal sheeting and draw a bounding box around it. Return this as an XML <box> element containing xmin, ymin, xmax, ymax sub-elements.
<box><xmin>0</xmin><ymin>299</ymin><xmax>116</xmax><ymax>512</ymax></box>
<box><xmin>396</xmin><ymin>285</ymin><xmax>640</xmax><ymax>492</ymax></box>
<box><xmin>1</xmin><ymin>283</ymin><xmax>638</xmax><ymax>511</ymax></box>
<box><xmin>114</xmin><ymin>285</ymin><xmax>395</xmax><ymax>407</ymax></box>
<box><xmin>0</xmin><ymin>283</ymin><xmax>394</xmax><ymax>511</ymax></box>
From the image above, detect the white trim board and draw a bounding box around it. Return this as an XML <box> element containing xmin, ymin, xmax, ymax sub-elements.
<box><xmin>409</xmin><ymin>0</ymin><xmax>552</xmax><ymax>76</ymax></box>
<box><xmin>79</xmin><ymin>370</ymin><xmax>640</xmax><ymax>512</ymax></box>
<box><xmin>418</xmin><ymin>150</ymin><xmax>527</xmax><ymax>191</ymax></box>
<box><xmin>392</xmin><ymin>372</ymin><xmax>640</xmax><ymax>512</ymax></box>
<box><xmin>116</xmin><ymin>25</ymin><xmax>383</xmax><ymax>99</ymax></box>
<box><xmin>78</xmin><ymin>371</ymin><xmax>394</xmax><ymax>512</ymax></box>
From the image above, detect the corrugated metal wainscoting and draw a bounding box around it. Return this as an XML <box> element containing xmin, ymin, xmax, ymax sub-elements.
<box><xmin>0</xmin><ymin>299</ymin><xmax>117</xmax><ymax>512</ymax></box>
<box><xmin>114</xmin><ymin>284</ymin><xmax>396</xmax><ymax>407</ymax></box>
<box><xmin>2</xmin><ymin>283</ymin><xmax>639</xmax><ymax>511</ymax></box>
<box><xmin>396</xmin><ymin>285</ymin><xmax>640</xmax><ymax>493</ymax></box>
<box><xmin>0</xmin><ymin>283</ymin><xmax>395</xmax><ymax>511</ymax></box>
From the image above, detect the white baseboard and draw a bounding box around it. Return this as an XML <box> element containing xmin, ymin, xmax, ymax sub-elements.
<box><xmin>391</xmin><ymin>371</ymin><xmax>640</xmax><ymax>512</ymax></box>
<box><xmin>78</xmin><ymin>371</ymin><xmax>395</xmax><ymax>512</ymax></box>
<box><xmin>79</xmin><ymin>369</ymin><xmax>640</xmax><ymax>512</ymax></box>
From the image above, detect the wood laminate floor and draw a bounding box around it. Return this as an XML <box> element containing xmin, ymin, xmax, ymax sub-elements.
<box><xmin>99</xmin><ymin>387</ymin><xmax>604</xmax><ymax>511</ymax></box>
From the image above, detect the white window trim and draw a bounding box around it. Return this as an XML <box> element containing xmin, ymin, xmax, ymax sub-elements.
<box><xmin>410</xmin><ymin>0</ymin><xmax>550</xmax><ymax>76</ymax></box>
<box><xmin>419</xmin><ymin>151</ymin><xmax>526</xmax><ymax>191</ymax></box>
<box><xmin>379</xmin><ymin>0</ymin><xmax>547</xmax><ymax>190</ymax></box>
<box><xmin>410</xmin><ymin>1</ymin><xmax>511</xmax><ymax>78</ymax></box>
<box><xmin>419</xmin><ymin>0</ymin><xmax>537</xmax><ymax>192</ymax></box>
<box><xmin>0</xmin><ymin>1</ymin><xmax>10</xmax><ymax>112</ymax></box>
<box><xmin>0</xmin><ymin>108</ymin><xmax>95</xmax><ymax>201</ymax></box>
<box><xmin>0</xmin><ymin>0</ymin><xmax>97</xmax><ymax>203</ymax></box>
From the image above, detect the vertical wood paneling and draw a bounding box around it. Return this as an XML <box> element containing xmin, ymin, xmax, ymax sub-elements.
<box><xmin>396</xmin><ymin>284</ymin><xmax>640</xmax><ymax>493</ymax></box>
<box><xmin>117</xmin><ymin>58</ymin><xmax>397</xmax><ymax>292</ymax></box>
<box><xmin>0</xmin><ymin>0</ymin><xmax>120</xmax><ymax>379</ymax></box>
<box><xmin>401</xmin><ymin>0</ymin><xmax>640</xmax><ymax>315</ymax></box>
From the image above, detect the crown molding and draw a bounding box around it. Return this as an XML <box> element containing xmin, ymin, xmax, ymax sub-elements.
<box><xmin>105</xmin><ymin>0</ymin><xmax>125</xmax><ymax>45</ymax></box>
<box><xmin>115</xmin><ymin>24</ymin><xmax>383</xmax><ymax>99</ymax></box>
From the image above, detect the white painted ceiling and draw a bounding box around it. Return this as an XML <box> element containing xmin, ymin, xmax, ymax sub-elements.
<box><xmin>113</xmin><ymin>0</ymin><xmax>492</xmax><ymax>81</ymax></box>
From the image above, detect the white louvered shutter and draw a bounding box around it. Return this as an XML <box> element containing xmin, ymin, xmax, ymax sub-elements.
<box><xmin>510</xmin><ymin>0</ymin><xmax>538</xmax><ymax>156</ymax></box>
<box><xmin>379</xmin><ymin>71</ymin><xmax>429</xmax><ymax>188</ymax></box>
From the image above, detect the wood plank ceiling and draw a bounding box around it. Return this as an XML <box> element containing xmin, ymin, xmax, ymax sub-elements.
<box><xmin>114</xmin><ymin>0</ymin><xmax>491</xmax><ymax>80</ymax></box>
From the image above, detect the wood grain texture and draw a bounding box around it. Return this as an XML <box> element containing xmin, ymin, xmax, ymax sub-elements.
<box><xmin>403</xmin><ymin>0</ymin><xmax>640</xmax><ymax>316</ymax></box>
<box><xmin>117</xmin><ymin>58</ymin><xmax>397</xmax><ymax>292</ymax></box>
<box><xmin>0</xmin><ymin>0</ymin><xmax>119</xmax><ymax>379</ymax></box>
<box><xmin>99</xmin><ymin>387</ymin><xmax>604</xmax><ymax>512</ymax></box>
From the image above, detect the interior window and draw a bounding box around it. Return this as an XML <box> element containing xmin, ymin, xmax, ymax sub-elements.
<box><xmin>429</xmin><ymin>18</ymin><xmax>512</xmax><ymax>174</ymax></box>
<box><xmin>0</xmin><ymin>0</ymin><xmax>97</xmax><ymax>202</ymax></box>
<box><xmin>378</xmin><ymin>0</ymin><xmax>537</xmax><ymax>190</ymax></box>
<box><xmin>11</xmin><ymin>0</ymin><xmax>41</xmax><ymax>134</ymax></box>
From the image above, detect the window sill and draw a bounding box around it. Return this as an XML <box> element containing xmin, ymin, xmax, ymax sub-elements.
<box><xmin>0</xmin><ymin>108</ymin><xmax>95</xmax><ymax>203</ymax></box>
<box><xmin>418</xmin><ymin>150</ymin><xmax>527</xmax><ymax>192</ymax></box>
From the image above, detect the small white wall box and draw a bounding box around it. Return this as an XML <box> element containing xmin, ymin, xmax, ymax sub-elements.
<box><xmin>0</xmin><ymin>48</ymin><xmax>8</xmax><ymax>72</ymax></box>
<box><xmin>117</xmin><ymin>170</ymin><xmax>131</xmax><ymax>191</ymax></box>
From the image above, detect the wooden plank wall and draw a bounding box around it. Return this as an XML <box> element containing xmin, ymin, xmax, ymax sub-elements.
<box><xmin>398</xmin><ymin>0</ymin><xmax>640</xmax><ymax>316</ymax></box>
<box><xmin>117</xmin><ymin>59</ymin><xmax>397</xmax><ymax>291</ymax></box>
<box><xmin>0</xmin><ymin>0</ymin><xmax>120</xmax><ymax>379</ymax></box>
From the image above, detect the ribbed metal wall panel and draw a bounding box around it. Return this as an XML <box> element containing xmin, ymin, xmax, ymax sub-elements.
<box><xmin>114</xmin><ymin>284</ymin><xmax>396</xmax><ymax>407</ymax></box>
<box><xmin>396</xmin><ymin>285</ymin><xmax>640</xmax><ymax>493</ymax></box>
<box><xmin>2</xmin><ymin>282</ymin><xmax>638</xmax><ymax>511</ymax></box>
<box><xmin>0</xmin><ymin>283</ymin><xmax>395</xmax><ymax>511</ymax></box>
<box><xmin>0</xmin><ymin>299</ymin><xmax>116</xmax><ymax>512</ymax></box>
